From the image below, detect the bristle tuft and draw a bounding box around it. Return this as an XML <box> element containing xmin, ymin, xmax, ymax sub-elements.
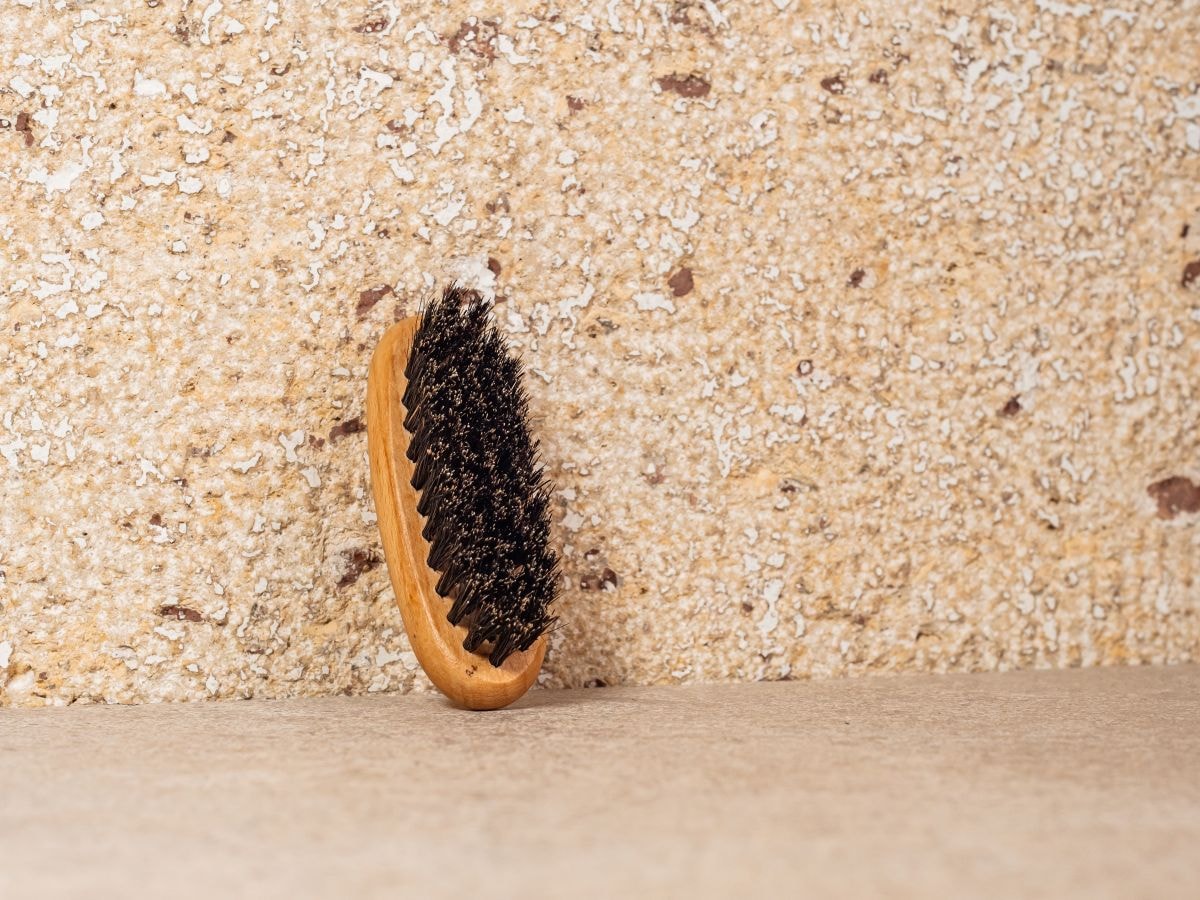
<box><xmin>401</xmin><ymin>285</ymin><xmax>558</xmax><ymax>666</ymax></box>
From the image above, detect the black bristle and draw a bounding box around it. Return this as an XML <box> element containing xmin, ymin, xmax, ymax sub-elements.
<box><xmin>401</xmin><ymin>285</ymin><xmax>559</xmax><ymax>666</ymax></box>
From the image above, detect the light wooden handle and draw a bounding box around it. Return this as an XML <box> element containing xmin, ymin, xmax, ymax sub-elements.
<box><xmin>366</xmin><ymin>316</ymin><xmax>547</xmax><ymax>710</ymax></box>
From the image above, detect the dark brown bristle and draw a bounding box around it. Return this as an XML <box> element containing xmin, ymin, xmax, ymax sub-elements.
<box><xmin>401</xmin><ymin>285</ymin><xmax>559</xmax><ymax>666</ymax></box>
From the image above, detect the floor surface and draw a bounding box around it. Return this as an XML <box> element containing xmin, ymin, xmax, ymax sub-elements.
<box><xmin>1</xmin><ymin>666</ymin><xmax>1197</xmax><ymax>898</ymax></box>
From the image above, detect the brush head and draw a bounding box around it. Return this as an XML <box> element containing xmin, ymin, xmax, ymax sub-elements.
<box><xmin>400</xmin><ymin>285</ymin><xmax>558</xmax><ymax>666</ymax></box>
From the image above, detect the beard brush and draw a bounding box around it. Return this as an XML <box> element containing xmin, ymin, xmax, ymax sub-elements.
<box><xmin>366</xmin><ymin>285</ymin><xmax>559</xmax><ymax>710</ymax></box>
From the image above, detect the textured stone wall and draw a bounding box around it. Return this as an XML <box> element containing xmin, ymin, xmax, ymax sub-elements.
<box><xmin>1</xmin><ymin>0</ymin><xmax>1197</xmax><ymax>706</ymax></box>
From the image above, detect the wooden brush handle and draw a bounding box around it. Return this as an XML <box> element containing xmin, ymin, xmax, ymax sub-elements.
<box><xmin>366</xmin><ymin>316</ymin><xmax>547</xmax><ymax>710</ymax></box>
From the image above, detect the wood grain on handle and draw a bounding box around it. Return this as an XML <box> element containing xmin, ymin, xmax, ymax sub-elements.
<box><xmin>366</xmin><ymin>316</ymin><xmax>547</xmax><ymax>710</ymax></box>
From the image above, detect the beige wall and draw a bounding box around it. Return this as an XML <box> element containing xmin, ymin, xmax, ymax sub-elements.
<box><xmin>1</xmin><ymin>1</ymin><xmax>1197</xmax><ymax>706</ymax></box>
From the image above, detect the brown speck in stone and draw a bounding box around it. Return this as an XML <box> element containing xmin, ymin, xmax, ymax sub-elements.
<box><xmin>656</xmin><ymin>72</ymin><xmax>711</xmax><ymax>98</ymax></box>
<box><xmin>487</xmin><ymin>257</ymin><xmax>502</xmax><ymax>276</ymax></box>
<box><xmin>668</xmin><ymin>266</ymin><xmax>694</xmax><ymax>297</ymax></box>
<box><xmin>580</xmin><ymin>566</ymin><xmax>619</xmax><ymax>591</ymax></box>
<box><xmin>741</xmin><ymin>601</ymin><xmax>754</xmax><ymax>614</ymax></box>
<box><xmin>869</xmin><ymin>68</ymin><xmax>888</xmax><ymax>84</ymax></box>
<box><xmin>329</xmin><ymin>416</ymin><xmax>364</xmax><ymax>442</ymax></box>
<box><xmin>669</xmin><ymin>0</ymin><xmax>713</xmax><ymax>32</ymax></box>
<box><xmin>356</xmin><ymin>284</ymin><xmax>394</xmax><ymax>318</ymax></box>
<box><xmin>584</xmin><ymin>678</ymin><xmax>608</xmax><ymax>688</ymax></box>
<box><xmin>1000</xmin><ymin>396</ymin><xmax>1022</xmax><ymax>417</ymax></box>
<box><xmin>822</xmin><ymin>106</ymin><xmax>845</xmax><ymax>125</ymax></box>
<box><xmin>447</xmin><ymin>17</ymin><xmax>499</xmax><ymax>60</ymax></box>
<box><xmin>1182</xmin><ymin>260</ymin><xmax>1200</xmax><ymax>290</ymax></box>
<box><xmin>385</xmin><ymin>119</ymin><xmax>406</xmax><ymax>134</ymax></box>
<box><xmin>583</xmin><ymin>548</ymin><xmax>602</xmax><ymax>561</ymax></box>
<box><xmin>270</xmin><ymin>62</ymin><xmax>291</xmax><ymax>77</ymax></box>
<box><xmin>796</xmin><ymin>359</ymin><xmax>813</xmax><ymax>377</ymax></box>
<box><xmin>337</xmin><ymin>548</ymin><xmax>381</xmax><ymax>587</ymax></box>
<box><xmin>149</xmin><ymin>513</ymin><xmax>163</xmax><ymax>527</ymax></box>
<box><xmin>821</xmin><ymin>75</ymin><xmax>846</xmax><ymax>94</ymax></box>
<box><xmin>221</xmin><ymin>130</ymin><xmax>236</xmax><ymax>143</ymax></box>
<box><xmin>779</xmin><ymin>477</ymin><xmax>815</xmax><ymax>494</ymax></box>
<box><xmin>1147</xmin><ymin>476</ymin><xmax>1200</xmax><ymax>520</ymax></box>
<box><xmin>848</xmin><ymin>268</ymin><xmax>866</xmax><ymax>287</ymax></box>
<box><xmin>354</xmin><ymin>16</ymin><xmax>388</xmax><ymax>34</ymax></box>
<box><xmin>159</xmin><ymin>605</ymin><xmax>202</xmax><ymax>622</ymax></box>
<box><xmin>566</xmin><ymin>95</ymin><xmax>585</xmax><ymax>112</ymax></box>
<box><xmin>15</xmin><ymin>111</ymin><xmax>32</xmax><ymax>147</ymax></box>
<box><xmin>485</xmin><ymin>194</ymin><xmax>510</xmax><ymax>215</ymax></box>
<box><xmin>1182</xmin><ymin>224</ymin><xmax>1190</xmax><ymax>238</ymax></box>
